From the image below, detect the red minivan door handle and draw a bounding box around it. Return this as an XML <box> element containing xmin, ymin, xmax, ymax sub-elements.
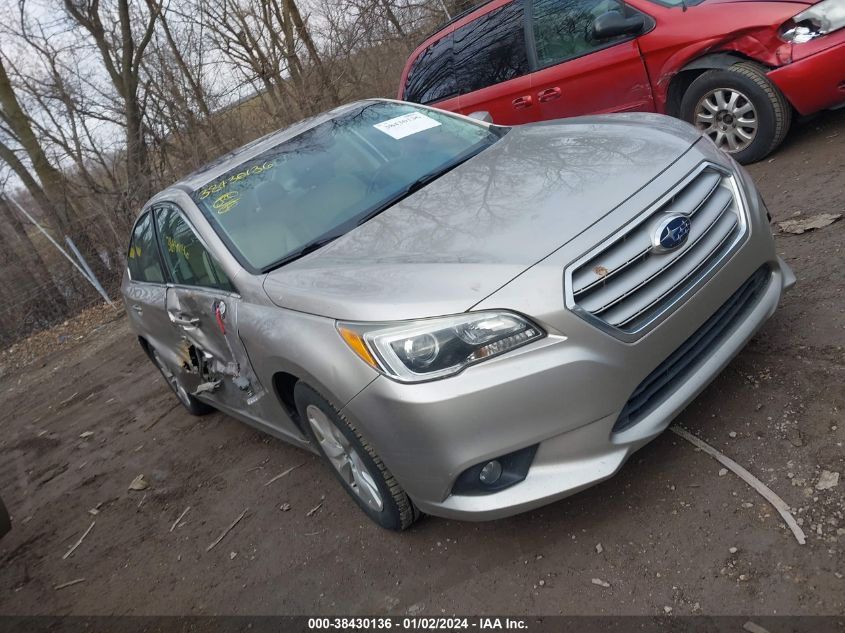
<box><xmin>537</xmin><ymin>87</ymin><xmax>562</xmax><ymax>103</ymax></box>
<box><xmin>512</xmin><ymin>95</ymin><xmax>533</xmax><ymax>109</ymax></box>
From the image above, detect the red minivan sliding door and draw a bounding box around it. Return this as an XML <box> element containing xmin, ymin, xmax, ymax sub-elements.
<box><xmin>453</xmin><ymin>1</ymin><xmax>538</xmax><ymax>125</ymax></box>
<box><xmin>527</xmin><ymin>0</ymin><xmax>654</xmax><ymax>120</ymax></box>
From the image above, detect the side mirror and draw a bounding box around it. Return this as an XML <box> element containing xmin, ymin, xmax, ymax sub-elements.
<box><xmin>592</xmin><ymin>10</ymin><xmax>645</xmax><ymax>40</ymax></box>
<box><xmin>468</xmin><ymin>111</ymin><xmax>493</xmax><ymax>124</ymax></box>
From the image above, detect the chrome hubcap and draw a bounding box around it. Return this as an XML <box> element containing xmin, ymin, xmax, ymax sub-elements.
<box><xmin>694</xmin><ymin>88</ymin><xmax>757</xmax><ymax>153</ymax></box>
<box><xmin>153</xmin><ymin>350</ymin><xmax>191</xmax><ymax>407</ymax></box>
<box><xmin>305</xmin><ymin>404</ymin><xmax>384</xmax><ymax>512</ymax></box>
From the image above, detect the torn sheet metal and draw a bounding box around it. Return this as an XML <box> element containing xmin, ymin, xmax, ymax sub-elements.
<box><xmin>166</xmin><ymin>288</ymin><xmax>266</xmax><ymax>406</ymax></box>
<box><xmin>194</xmin><ymin>380</ymin><xmax>221</xmax><ymax>395</ymax></box>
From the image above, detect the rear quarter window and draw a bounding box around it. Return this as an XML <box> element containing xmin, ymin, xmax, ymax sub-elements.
<box><xmin>127</xmin><ymin>212</ymin><xmax>165</xmax><ymax>284</ymax></box>
<box><xmin>403</xmin><ymin>35</ymin><xmax>457</xmax><ymax>104</ymax></box>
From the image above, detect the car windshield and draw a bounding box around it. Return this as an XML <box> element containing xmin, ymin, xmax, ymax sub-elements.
<box><xmin>191</xmin><ymin>102</ymin><xmax>503</xmax><ymax>272</ymax></box>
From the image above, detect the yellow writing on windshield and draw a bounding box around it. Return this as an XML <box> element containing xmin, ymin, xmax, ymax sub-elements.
<box><xmin>198</xmin><ymin>161</ymin><xmax>275</xmax><ymax>200</ymax></box>
<box><xmin>213</xmin><ymin>191</ymin><xmax>240</xmax><ymax>215</ymax></box>
<box><xmin>166</xmin><ymin>235</ymin><xmax>190</xmax><ymax>260</ymax></box>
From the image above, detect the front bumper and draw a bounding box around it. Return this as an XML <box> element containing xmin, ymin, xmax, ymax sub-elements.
<box><xmin>341</xmin><ymin>149</ymin><xmax>793</xmax><ymax>521</ymax></box>
<box><xmin>769</xmin><ymin>31</ymin><xmax>845</xmax><ymax>115</ymax></box>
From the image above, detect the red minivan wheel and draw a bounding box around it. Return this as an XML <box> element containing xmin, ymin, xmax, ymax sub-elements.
<box><xmin>681</xmin><ymin>61</ymin><xmax>792</xmax><ymax>164</ymax></box>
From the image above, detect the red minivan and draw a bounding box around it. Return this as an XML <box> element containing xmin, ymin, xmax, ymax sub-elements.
<box><xmin>398</xmin><ymin>0</ymin><xmax>845</xmax><ymax>163</ymax></box>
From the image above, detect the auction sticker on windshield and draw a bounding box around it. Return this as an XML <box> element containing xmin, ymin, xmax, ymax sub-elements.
<box><xmin>374</xmin><ymin>112</ymin><xmax>441</xmax><ymax>139</ymax></box>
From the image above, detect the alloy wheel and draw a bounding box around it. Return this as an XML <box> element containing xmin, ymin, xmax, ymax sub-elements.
<box><xmin>693</xmin><ymin>88</ymin><xmax>758</xmax><ymax>153</ymax></box>
<box><xmin>152</xmin><ymin>349</ymin><xmax>192</xmax><ymax>407</ymax></box>
<box><xmin>305</xmin><ymin>404</ymin><xmax>384</xmax><ymax>512</ymax></box>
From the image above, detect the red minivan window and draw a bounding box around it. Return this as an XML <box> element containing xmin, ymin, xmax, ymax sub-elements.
<box><xmin>453</xmin><ymin>2</ymin><xmax>529</xmax><ymax>93</ymax></box>
<box><xmin>403</xmin><ymin>36</ymin><xmax>457</xmax><ymax>104</ymax></box>
<box><xmin>403</xmin><ymin>1</ymin><xmax>530</xmax><ymax>105</ymax></box>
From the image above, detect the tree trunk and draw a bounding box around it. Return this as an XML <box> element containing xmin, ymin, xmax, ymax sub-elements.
<box><xmin>284</xmin><ymin>0</ymin><xmax>336</xmax><ymax>103</ymax></box>
<box><xmin>380</xmin><ymin>0</ymin><xmax>406</xmax><ymax>37</ymax></box>
<box><xmin>0</xmin><ymin>139</ymin><xmax>59</xmax><ymax>228</ymax></box>
<box><xmin>123</xmin><ymin>92</ymin><xmax>150</xmax><ymax>211</ymax></box>
<box><xmin>0</xmin><ymin>57</ymin><xmax>77</xmax><ymax>233</ymax></box>
<box><xmin>62</xmin><ymin>0</ymin><xmax>161</xmax><ymax>217</ymax></box>
<box><xmin>0</xmin><ymin>197</ymin><xmax>70</xmax><ymax>313</ymax></box>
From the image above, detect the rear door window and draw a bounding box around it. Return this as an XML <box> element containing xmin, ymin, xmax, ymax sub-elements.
<box><xmin>127</xmin><ymin>212</ymin><xmax>165</xmax><ymax>284</ymax></box>
<box><xmin>403</xmin><ymin>35</ymin><xmax>456</xmax><ymax>104</ymax></box>
<box><xmin>155</xmin><ymin>205</ymin><xmax>236</xmax><ymax>293</ymax></box>
<box><xmin>531</xmin><ymin>0</ymin><xmax>630</xmax><ymax>67</ymax></box>
<box><xmin>453</xmin><ymin>2</ymin><xmax>530</xmax><ymax>92</ymax></box>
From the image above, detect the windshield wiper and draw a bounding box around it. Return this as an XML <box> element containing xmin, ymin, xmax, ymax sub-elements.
<box><xmin>356</xmin><ymin>176</ymin><xmax>431</xmax><ymax>227</ymax></box>
<box><xmin>263</xmin><ymin>142</ymin><xmax>494</xmax><ymax>272</ymax></box>
<box><xmin>262</xmin><ymin>234</ymin><xmax>343</xmax><ymax>272</ymax></box>
<box><xmin>356</xmin><ymin>147</ymin><xmax>487</xmax><ymax>227</ymax></box>
<box><xmin>262</xmin><ymin>170</ymin><xmax>438</xmax><ymax>272</ymax></box>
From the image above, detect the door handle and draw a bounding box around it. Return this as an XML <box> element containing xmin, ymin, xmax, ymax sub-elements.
<box><xmin>537</xmin><ymin>87</ymin><xmax>561</xmax><ymax>103</ymax></box>
<box><xmin>169</xmin><ymin>313</ymin><xmax>200</xmax><ymax>327</ymax></box>
<box><xmin>131</xmin><ymin>304</ymin><xmax>143</xmax><ymax>313</ymax></box>
<box><xmin>512</xmin><ymin>95</ymin><xmax>533</xmax><ymax>109</ymax></box>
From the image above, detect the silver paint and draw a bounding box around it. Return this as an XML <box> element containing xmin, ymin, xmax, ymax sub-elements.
<box><xmin>122</xmin><ymin>100</ymin><xmax>792</xmax><ymax>522</ymax></box>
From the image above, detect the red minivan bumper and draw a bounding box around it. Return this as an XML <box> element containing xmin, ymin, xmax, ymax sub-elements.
<box><xmin>768</xmin><ymin>34</ymin><xmax>845</xmax><ymax>115</ymax></box>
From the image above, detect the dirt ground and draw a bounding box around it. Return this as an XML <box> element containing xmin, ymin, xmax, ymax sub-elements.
<box><xmin>0</xmin><ymin>110</ymin><xmax>843</xmax><ymax>617</ymax></box>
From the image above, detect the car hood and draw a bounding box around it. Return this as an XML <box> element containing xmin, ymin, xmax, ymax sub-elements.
<box><xmin>263</xmin><ymin>113</ymin><xmax>699</xmax><ymax>322</ymax></box>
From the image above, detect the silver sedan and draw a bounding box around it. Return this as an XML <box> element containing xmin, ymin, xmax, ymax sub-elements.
<box><xmin>122</xmin><ymin>99</ymin><xmax>793</xmax><ymax>530</ymax></box>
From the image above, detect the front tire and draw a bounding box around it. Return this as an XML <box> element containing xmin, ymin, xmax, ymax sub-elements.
<box><xmin>681</xmin><ymin>61</ymin><xmax>792</xmax><ymax>164</ymax></box>
<box><xmin>294</xmin><ymin>383</ymin><xmax>418</xmax><ymax>531</ymax></box>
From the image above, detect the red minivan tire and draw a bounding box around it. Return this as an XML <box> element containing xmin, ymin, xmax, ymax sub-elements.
<box><xmin>680</xmin><ymin>61</ymin><xmax>792</xmax><ymax>164</ymax></box>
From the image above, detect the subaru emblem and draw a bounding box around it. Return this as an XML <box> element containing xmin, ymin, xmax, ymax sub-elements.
<box><xmin>653</xmin><ymin>214</ymin><xmax>691</xmax><ymax>253</ymax></box>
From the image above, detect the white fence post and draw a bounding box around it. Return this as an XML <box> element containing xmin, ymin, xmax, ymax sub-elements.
<box><xmin>3</xmin><ymin>196</ymin><xmax>114</xmax><ymax>306</ymax></box>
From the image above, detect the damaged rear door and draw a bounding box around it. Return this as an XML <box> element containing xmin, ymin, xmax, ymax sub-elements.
<box><xmin>154</xmin><ymin>203</ymin><xmax>265</xmax><ymax>410</ymax></box>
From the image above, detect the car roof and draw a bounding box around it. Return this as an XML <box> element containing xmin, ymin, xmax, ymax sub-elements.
<box><xmin>146</xmin><ymin>99</ymin><xmax>383</xmax><ymax>205</ymax></box>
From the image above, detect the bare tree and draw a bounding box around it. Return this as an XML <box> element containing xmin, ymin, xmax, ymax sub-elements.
<box><xmin>285</xmin><ymin>0</ymin><xmax>336</xmax><ymax>105</ymax></box>
<box><xmin>63</xmin><ymin>0</ymin><xmax>163</xmax><ymax>217</ymax></box>
<box><xmin>0</xmin><ymin>57</ymin><xmax>80</xmax><ymax>236</ymax></box>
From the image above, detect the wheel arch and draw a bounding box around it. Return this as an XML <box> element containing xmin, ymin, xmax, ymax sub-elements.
<box><xmin>272</xmin><ymin>370</ymin><xmax>303</xmax><ymax>430</ymax></box>
<box><xmin>269</xmin><ymin>368</ymin><xmax>353</xmax><ymax>439</ymax></box>
<box><xmin>137</xmin><ymin>335</ymin><xmax>154</xmax><ymax>360</ymax></box>
<box><xmin>665</xmin><ymin>52</ymin><xmax>759</xmax><ymax>117</ymax></box>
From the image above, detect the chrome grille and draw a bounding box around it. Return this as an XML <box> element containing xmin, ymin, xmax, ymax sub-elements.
<box><xmin>568</xmin><ymin>164</ymin><xmax>747</xmax><ymax>336</ymax></box>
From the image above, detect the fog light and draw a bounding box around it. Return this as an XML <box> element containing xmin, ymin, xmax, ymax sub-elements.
<box><xmin>452</xmin><ymin>445</ymin><xmax>537</xmax><ymax>496</ymax></box>
<box><xmin>479</xmin><ymin>460</ymin><xmax>503</xmax><ymax>485</ymax></box>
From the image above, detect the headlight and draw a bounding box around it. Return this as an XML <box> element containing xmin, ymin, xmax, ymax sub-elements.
<box><xmin>780</xmin><ymin>0</ymin><xmax>845</xmax><ymax>42</ymax></box>
<box><xmin>338</xmin><ymin>311</ymin><xmax>544</xmax><ymax>382</ymax></box>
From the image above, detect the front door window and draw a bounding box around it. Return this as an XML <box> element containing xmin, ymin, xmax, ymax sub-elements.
<box><xmin>155</xmin><ymin>204</ymin><xmax>235</xmax><ymax>293</ymax></box>
<box><xmin>532</xmin><ymin>0</ymin><xmax>629</xmax><ymax>67</ymax></box>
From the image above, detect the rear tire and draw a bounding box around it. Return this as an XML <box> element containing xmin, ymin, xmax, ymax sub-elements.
<box><xmin>149</xmin><ymin>347</ymin><xmax>213</xmax><ymax>416</ymax></box>
<box><xmin>681</xmin><ymin>61</ymin><xmax>792</xmax><ymax>164</ymax></box>
<box><xmin>294</xmin><ymin>382</ymin><xmax>419</xmax><ymax>531</ymax></box>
